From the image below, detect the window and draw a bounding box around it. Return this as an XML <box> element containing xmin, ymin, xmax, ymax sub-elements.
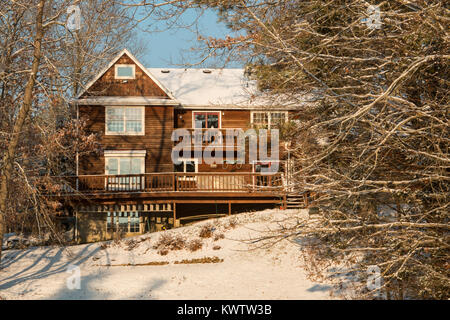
<box><xmin>193</xmin><ymin>111</ymin><xmax>221</xmax><ymax>129</ymax></box>
<box><xmin>252</xmin><ymin>112</ymin><xmax>268</xmax><ymax>127</ymax></box>
<box><xmin>174</xmin><ymin>158</ymin><xmax>198</xmax><ymax>181</ymax></box>
<box><xmin>193</xmin><ymin>111</ymin><xmax>221</xmax><ymax>144</ymax></box>
<box><xmin>270</xmin><ymin>112</ymin><xmax>287</xmax><ymax>126</ymax></box>
<box><xmin>106</xmin><ymin>157</ymin><xmax>143</xmax><ymax>175</ymax></box>
<box><xmin>107</xmin><ymin>212</ymin><xmax>140</xmax><ymax>233</ymax></box>
<box><xmin>174</xmin><ymin>159</ymin><xmax>198</xmax><ymax>173</ymax></box>
<box><xmin>106</xmin><ymin>106</ymin><xmax>144</xmax><ymax>135</ymax></box>
<box><xmin>251</xmin><ymin>112</ymin><xmax>288</xmax><ymax>129</ymax></box>
<box><xmin>114</xmin><ymin>64</ymin><xmax>135</xmax><ymax>79</ymax></box>
<box><xmin>129</xmin><ymin>212</ymin><xmax>140</xmax><ymax>232</ymax></box>
<box><xmin>105</xmin><ymin>150</ymin><xmax>146</xmax><ymax>190</ymax></box>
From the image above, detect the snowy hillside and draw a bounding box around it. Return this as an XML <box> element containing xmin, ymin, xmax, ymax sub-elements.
<box><xmin>0</xmin><ymin>209</ymin><xmax>334</xmax><ymax>300</ymax></box>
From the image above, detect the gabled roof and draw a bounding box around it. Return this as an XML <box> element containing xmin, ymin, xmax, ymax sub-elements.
<box><xmin>76</xmin><ymin>49</ymin><xmax>177</xmax><ymax>101</ymax></box>
<box><xmin>75</xmin><ymin>49</ymin><xmax>314</xmax><ymax>110</ymax></box>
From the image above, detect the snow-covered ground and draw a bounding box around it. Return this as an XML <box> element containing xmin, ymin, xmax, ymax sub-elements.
<box><xmin>0</xmin><ymin>209</ymin><xmax>334</xmax><ymax>300</ymax></box>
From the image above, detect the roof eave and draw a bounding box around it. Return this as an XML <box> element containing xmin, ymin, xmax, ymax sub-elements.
<box><xmin>71</xmin><ymin>96</ymin><xmax>180</xmax><ymax>106</ymax></box>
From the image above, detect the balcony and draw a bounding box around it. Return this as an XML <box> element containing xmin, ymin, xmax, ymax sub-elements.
<box><xmin>51</xmin><ymin>172</ymin><xmax>286</xmax><ymax>196</ymax></box>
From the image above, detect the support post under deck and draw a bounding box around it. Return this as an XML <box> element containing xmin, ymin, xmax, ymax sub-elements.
<box><xmin>173</xmin><ymin>202</ymin><xmax>177</xmax><ymax>227</ymax></box>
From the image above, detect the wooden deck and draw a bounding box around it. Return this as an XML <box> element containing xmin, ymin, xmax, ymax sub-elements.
<box><xmin>51</xmin><ymin>172</ymin><xmax>287</xmax><ymax>201</ymax></box>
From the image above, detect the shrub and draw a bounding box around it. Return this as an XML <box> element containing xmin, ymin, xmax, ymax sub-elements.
<box><xmin>125</xmin><ymin>239</ymin><xmax>138</xmax><ymax>251</ymax></box>
<box><xmin>199</xmin><ymin>224</ymin><xmax>213</xmax><ymax>238</ymax></box>
<box><xmin>153</xmin><ymin>233</ymin><xmax>186</xmax><ymax>251</ymax></box>
<box><xmin>188</xmin><ymin>239</ymin><xmax>203</xmax><ymax>252</ymax></box>
<box><xmin>213</xmin><ymin>233</ymin><xmax>225</xmax><ymax>241</ymax></box>
<box><xmin>158</xmin><ymin>249</ymin><xmax>169</xmax><ymax>256</ymax></box>
<box><xmin>228</xmin><ymin>219</ymin><xmax>237</xmax><ymax>229</ymax></box>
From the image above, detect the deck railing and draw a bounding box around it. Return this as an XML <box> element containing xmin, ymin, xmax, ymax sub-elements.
<box><xmin>52</xmin><ymin>172</ymin><xmax>285</xmax><ymax>195</ymax></box>
<box><xmin>183</xmin><ymin>128</ymin><xmax>276</xmax><ymax>147</ymax></box>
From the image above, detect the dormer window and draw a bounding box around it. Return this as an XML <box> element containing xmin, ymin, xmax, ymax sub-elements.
<box><xmin>114</xmin><ymin>64</ymin><xmax>135</xmax><ymax>79</ymax></box>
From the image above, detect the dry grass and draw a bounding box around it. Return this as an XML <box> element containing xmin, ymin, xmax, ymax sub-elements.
<box><xmin>158</xmin><ymin>249</ymin><xmax>169</xmax><ymax>256</ymax></box>
<box><xmin>227</xmin><ymin>218</ymin><xmax>237</xmax><ymax>229</ymax></box>
<box><xmin>213</xmin><ymin>233</ymin><xmax>225</xmax><ymax>241</ymax></box>
<box><xmin>153</xmin><ymin>233</ymin><xmax>186</xmax><ymax>252</ymax></box>
<box><xmin>125</xmin><ymin>239</ymin><xmax>138</xmax><ymax>251</ymax></box>
<box><xmin>99</xmin><ymin>261</ymin><xmax>170</xmax><ymax>267</ymax></box>
<box><xmin>199</xmin><ymin>224</ymin><xmax>214</xmax><ymax>238</ymax></box>
<box><xmin>174</xmin><ymin>256</ymin><xmax>224</xmax><ymax>264</ymax></box>
<box><xmin>187</xmin><ymin>239</ymin><xmax>203</xmax><ymax>252</ymax></box>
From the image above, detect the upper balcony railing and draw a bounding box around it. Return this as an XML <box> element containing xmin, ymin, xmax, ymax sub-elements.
<box><xmin>180</xmin><ymin>128</ymin><xmax>277</xmax><ymax>148</ymax></box>
<box><xmin>51</xmin><ymin>172</ymin><xmax>286</xmax><ymax>195</ymax></box>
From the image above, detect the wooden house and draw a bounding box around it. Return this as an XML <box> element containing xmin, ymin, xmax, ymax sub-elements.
<box><xmin>59</xmin><ymin>49</ymin><xmax>302</xmax><ymax>242</ymax></box>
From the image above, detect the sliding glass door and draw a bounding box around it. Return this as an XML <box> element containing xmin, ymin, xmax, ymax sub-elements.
<box><xmin>105</xmin><ymin>155</ymin><xmax>144</xmax><ymax>190</ymax></box>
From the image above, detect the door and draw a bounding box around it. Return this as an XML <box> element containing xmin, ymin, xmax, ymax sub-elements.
<box><xmin>106</xmin><ymin>157</ymin><xmax>144</xmax><ymax>190</ymax></box>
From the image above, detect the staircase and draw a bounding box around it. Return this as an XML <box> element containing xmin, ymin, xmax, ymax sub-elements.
<box><xmin>284</xmin><ymin>192</ymin><xmax>309</xmax><ymax>209</ymax></box>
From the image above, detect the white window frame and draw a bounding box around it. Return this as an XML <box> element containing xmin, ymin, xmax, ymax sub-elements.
<box><xmin>104</xmin><ymin>150</ymin><xmax>146</xmax><ymax>175</ymax></box>
<box><xmin>250</xmin><ymin>111</ymin><xmax>288</xmax><ymax>129</ymax></box>
<box><xmin>105</xmin><ymin>106</ymin><xmax>145</xmax><ymax>136</ymax></box>
<box><xmin>114</xmin><ymin>64</ymin><xmax>136</xmax><ymax>79</ymax></box>
<box><xmin>104</xmin><ymin>150</ymin><xmax>146</xmax><ymax>190</ymax></box>
<box><xmin>175</xmin><ymin>158</ymin><xmax>198</xmax><ymax>181</ymax></box>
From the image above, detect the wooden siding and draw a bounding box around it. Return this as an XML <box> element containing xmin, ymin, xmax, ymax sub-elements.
<box><xmin>81</xmin><ymin>55</ymin><xmax>169</xmax><ymax>97</ymax></box>
<box><xmin>175</xmin><ymin>110</ymin><xmax>251</xmax><ymax>129</ymax></box>
<box><xmin>79</xmin><ymin>105</ymin><xmax>174</xmax><ymax>175</ymax></box>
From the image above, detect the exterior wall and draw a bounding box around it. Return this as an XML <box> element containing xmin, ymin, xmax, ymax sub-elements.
<box><xmin>174</xmin><ymin>109</ymin><xmax>295</xmax><ymax>173</ymax></box>
<box><xmin>79</xmin><ymin>105</ymin><xmax>174</xmax><ymax>175</ymax></box>
<box><xmin>176</xmin><ymin>109</ymin><xmax>252</xmax><ymax>172</ymax></box>
<box><xmin>81</xmin><ymin>55</ymin><xmax>169</xmax><ymax>97</ymax></box>
<box><xmin>77</xmin><ymin>212</ymin><xmax>110</xmax><ymax>243</ymax></box>
<box><xmin>76</xmin><ymin>211</ymin><xmax>174</xmax><ymax>243</ymax></box>
<box><xmin>175</xmin><ymin>109</ymin><xmax>251</xmax><ymax>129</ymax></box>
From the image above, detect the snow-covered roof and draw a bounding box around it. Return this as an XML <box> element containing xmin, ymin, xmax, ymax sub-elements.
<box><xmin>147</xmin><ymin>68</ymin><xmax>258</xmax><ymax>107</ymax></box>
<box><xmin>147</xmin><ymin>68</ymin><xmax>317</xmax><ymax>110</ymax></box>
<box><xmin>73</xmin><ymin>49</ymin><xmax>314</xmax><ymax>110</ymax></box>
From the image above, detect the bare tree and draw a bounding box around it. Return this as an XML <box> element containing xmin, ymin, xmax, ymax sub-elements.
<box><xmin>0</xmin><ymin>0</ymin><xmax>46</xmax><ymax>262</ymax></box>
<box><xmin>0</xmin><ymin>0</ymin><xmax>142</xmax><ymax>262</ymax></box>
<box><xmin>157</xmin><ymin>0</ymin><xmax>449</xmax><ymax>299</ymax></box>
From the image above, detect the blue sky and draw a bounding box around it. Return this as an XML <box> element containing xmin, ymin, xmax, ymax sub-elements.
<box><xmin>137</xmin><ymin>8</ymin><xmax>243</xmax><ymax>69</ymax></box>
